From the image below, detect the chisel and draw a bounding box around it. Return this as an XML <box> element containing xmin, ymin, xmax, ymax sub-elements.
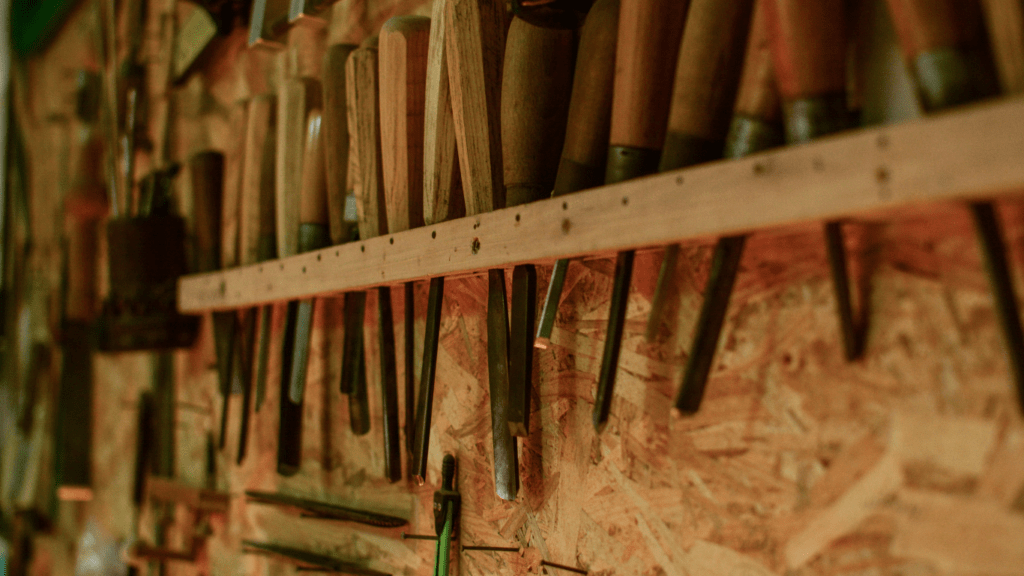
<box><xmin>249</xmin><ymin>0</ymin><xmax>291</xmax><ymax>48</ymax></box>
<box><xmin>762</xmin><ymin>0</ymin><xmax>859</xmax><ymax>361</ymax></box>
<box><xmin>534</xmin><ymin>0</ymin><xmax>620</xmax><ymax>350</ymax></box>
<box><xmin>414</xmin><ymin>0</ymin><xmax>465</xmax><ymax>481</ymax></box>
<box><xmin>886</xmin><ymin>0</ymin><xmax>1024</xmax><ymax>412</ymax></box>
<box><xmin>346</xmin><ymin>38</ymin><xmax>386</xmax><ymax>435</ymax></box>
<box><xmin>379</xmin><ymin>15</ymin><xmax>431</xmax><ymax>482</ymax></box>
<box><xmin>674</xmin><ymin>0</ymin><xmax>784</xmax><ymax>414</ymax></box>
<box><xmin>592</xmin><ymin>0</ymin><xmax>689</xmax><ymax>432</ymax></box>
<box><xmin>500</xmin><ymin>16</ymin><xmax>575</xmax><ymax>441</ymax></box>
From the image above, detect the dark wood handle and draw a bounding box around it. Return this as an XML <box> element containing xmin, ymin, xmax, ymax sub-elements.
<box><xmin>240</xmin><ymin>94</ymin><xmax>277</xmax><ymax>266</ymax></box>
<box><xmin>191</xmin><ymin>151</ymin><xmax>226</xmax><ymax>273</ymax></box>
<box><xmin>734</xmin><ymin>0</ymin><xmax>781</xmax><ymax>124</ymax></box>
<box><xmin>884</xmin><ymin>0</ymin><xmax>970</xmax><ymax>59</ymax></box>
<box><xmin>346</xmin><ymin>41</ymin><xmax>388</xmax><ymax>240</ymax></box>
<box><xmin>276</xmin><ymin>78</ymin><xmax>322</xmax><ymax>258</ymax></box>
<box><xmin>380</xmin><ymin>16</ymin><xmax>431</xmax><ymax>232</ymax></box>
<box><xmin>762</xmin><ymin>0</ymin><xmax>847</xmax><ymax>100</ymax></box>
<box><xmin>322</xmin><ymin>43</ymin><xmax>358</xmax><ymax>244</ymax></box>
<box><xmin>299</xmin><ymin>110</ymin><xmax>328</xmax><ymax>226</ymax></box>
<box><xmin>501</xmin><ymin>16</ymin><xmax>575</xmax><ymax>206</ymax></box>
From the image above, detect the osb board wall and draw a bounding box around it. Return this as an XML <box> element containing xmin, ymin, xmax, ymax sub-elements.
<box><xmin>12</xmin><ymin>0</ymin><xmax>1024</xmax><ymax>574</ymax></box>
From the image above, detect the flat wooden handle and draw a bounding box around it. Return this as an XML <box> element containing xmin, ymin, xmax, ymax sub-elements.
<box><xmin>299</xmin><ymin>110</ymin><xmax>328</xmax><ymax>226</ymax></box>
<box><xmin>276</xmin><ymin>78</ymin><xmax>322</xmax><ymax>258</ymax></box>
<box><xmin>762</xmin><ymin>0</ymin><xmax>847</xmax><ymax>99</ymax></box>
<box><xmin>191</xmin><ymin>151</ymin><xmax>226</xmax><ymax>273</ymax></box>
<box><xmin>501</xmin><ymin>16</ymin><xmax>575</xmax><ymax>206</ymax></box>
<box><xmin>608</xmin><ymin>0</ymin><xmax>690</xmax><ymax>150</ymax></box>
<box><xmin>734</xmin><ymin>0</ymin><xmax>781</xmax><ymax>123</ymax></box>
<box><xmin>663</xmin><ymin>0</ymin><xmax>755</xmax><ymax>151</ymax></box>
<box><xmin>380</xmin><ymin>16</ymin><xmax>431</xmax><ymax>233</ymax></box>
<box><xmin>346</xmin><ymin>42</ymin><xmax>388</xmax><ymax>240</ymax></box>
<box><xmin>423</xmin><ymin>0</ymin><xmax>465</xmax><ymax>224</ymax></box>
<box><xmin>446</xmin><ymin>0</ymin><xmax>508</xmax><ymax>215</ymax></box>
<box><xmin>240</xmin><ymin>95</ymin><xmax>277</xmax><ymax>266</ymax></box>
<box><xmin>221</xmin><ymin>102</ymin><xmax>248</xmax><ymax>269</ymax></box>
<box><xmin>322</xmin><ymin>43</ymin><xmax>358</xmax><ymax>244</ymax></box>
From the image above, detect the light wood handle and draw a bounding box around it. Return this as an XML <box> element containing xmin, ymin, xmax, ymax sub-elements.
<box><xmin>734</xmin><ymin>0</ymin><xmax>781</xmax><ymax>123</ymax></box>
<box><xmin>608</xmin><ymin>0</ymin><xmax>689</xmax><ymax>151</ymax></box>
<box><xmin>661</xmin><ymin>0</ymin><xmax>755</xmax><ymax>169</ymax></box>
<box><xmin>982</xmin><ymin>0</ymin><xmax>1024</xmax><ymax>94</ymax></box>
<box><xmin>322</xmin><ymin>43</ymin><xmax>358</xmax><ymax>244</ymax></box>
<box><xmin>423</xmin><ymin>0</ymin><xmax>465</xmax><ymax>224</ymax></box>
<box><xmin>380</xmin><ymin>15</ymin><xmax>431</xmax><ymax>233</ymax></box>
<box><xmin>221</xmin><ymin>102</ymin><xmax>248</xmax><ymax>269</ymax></box>
<box><xmin>191</xmin><ymin>151</ymin><xmax>226</xmax><ymax>273</ymax></box>
<box><xmin>552</xmin><ymin>0</ymin><xmax>620</xmax><ymax>196</ymax></box>
<box><xmin>501</xmin><ymin>16</ymin><xmax>575</xmax><ymax>206</ymax></box>
<box><xmin>276</xmin><ymin>78</ymin><xmax>322</xmax><ymax>258</ymax></box>
<box><xmin>346</xmin><ymin>42</ymin><xmax>388</xmax><ymax>240</ymax></box>
<box><xmin>446</xmin><ymin>0</ymin><xmax>508</xmax><ymax>215</ymax></box>
<box><xmin>240</xmin><ymin>95</ymin><xmax>277</xmax><ymax>266</ymax></box>
<box><xmin>762</xmin><ymin>0</ymin><xmax>847</xmax><ymax>100</ymax></box>
<box><xmin>299</xmin><ymin>110</ymin><xmax>328</xmax><ymax>226</ymax></box>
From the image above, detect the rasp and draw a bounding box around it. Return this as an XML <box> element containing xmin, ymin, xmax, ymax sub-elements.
<box><xmin>245</xmin><ymin>490</ymin><xmax>408</xmax><ymax>527</ymax></box>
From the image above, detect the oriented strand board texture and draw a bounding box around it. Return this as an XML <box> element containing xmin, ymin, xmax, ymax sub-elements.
<box><xmin>9</xmin><ymin>0</ymin><xmax>1024</xmax><ymax>575</ymax></box>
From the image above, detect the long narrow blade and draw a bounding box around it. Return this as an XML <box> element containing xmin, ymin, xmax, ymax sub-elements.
<box><xmin>487</xmin><ymin>269</ymin><xmax>518</xmax><ymax>501</ymax></box>
<box><xmin>535</xmin><ymin>258</ymin><xmax>569</xmax><ymax>349</ymax></box>
<box><xmin>277</xmin><ymin>301</ymin><xmax>303</xmax><ymax>476</ymax></box>
<box><xmin>349</xmin><ymin>331</ymin><xmax>371</xmax><ymax>436</ymax></box>
<box><xmin>378</xmin><ymin>286</ymin><xmax>402</xmax><ymax>482</ymax></box>
<box><xmin>824</xmin><ymin>221</ymin><xmax>862</xmax><ymax>361</ymax></box>
<box><xmin>55</xmin><ymin>322</ymin><xmax>93</xmax><ymax>501</ymax></box>
<box><xmin>413</xmin><ymin>277</ymin><xmax>444</xmax><ymax>484</ymax></box>
<box><xmin>593</xmin><ymin>250</ymin><xmax>634</xmax><ymax>432</ymax></box>
<box><xmin>508</xmin><ymin>265</ymin><xmax>536</xmax><ymax>437</ymax></box>
<box><xmin>287</xmin><ymin>298</ymin><xmax>316</xmax><ymax>404</ymax></box>
<box><xmin>403</xmin><ymin>281</ymin><xmax>416</xmax><ymax>472</ymax></box>
<box><xmin>245</xmin><ymin>490</ymin><xmax>408</xmax><ymax>527</ymax></box>
<box><xmin>253</xmin><ymin>304</ymin><xmax>273</xmax><ymax>412</ymax></box>
<box><xmin>645</xmin><ymin>243</ymin><xmax>680</xmax><ymax>342</ymax></box>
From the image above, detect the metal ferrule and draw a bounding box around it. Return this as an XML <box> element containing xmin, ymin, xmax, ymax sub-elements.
<box><xmin>724</xmin><ymin>115</ymin><xmax>783</xmax><ymax>159</ymax></box>
<box><xmin>913</xmin><ymin>46</ymin><xmax>977</xmax><ymax>112</ymax></box>
<box><xmin>784</xmin><ymin>93</ymin><xmax>851</xmax><ymax>144</ymax></box>
<box><xmin>552</xmin><ymin>156</ymin><xmax>603</xmax><ymax>197</ymax></box>
<box><xmin>506</xmin><ymin>184</ymin><xmax>549</xmax><ymax>208</ymax></box>
<box><xmin>605</xmin><ymin>146</ymin><xmax>661</xmax><ymax>185</ymax></box>
<box><xmin>257</xmin><ymin>233</ymin><xmax>277</xmax><ymax>262</ymax></box>
<box><xmin>658</xmin><ymin>132</ymin><xmax>723</xmax><ymax>172</ymax></box>
<box><xmin>298</xmin><ymin>223</ymin><xmax>331</xmax><ymax>254</ymax></box>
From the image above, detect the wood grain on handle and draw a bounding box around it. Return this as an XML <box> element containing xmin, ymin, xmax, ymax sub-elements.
<box><xmin>446</xmin><ymin>0</ymin><xmax>508</xmax><ymax>215</ymax></box>
<box><xmin>552</xmin><ymin>0</ymin><xmax>619</xmax><ymax>196</ymax></box>
<box><xmin>734</xmin><ymin>0</ymin><xmax>781</xmax><ymax>124</ymax></box>
<box><xmin>660</xmin><ymin>0</ymin><xmax>755</xmax><ymax>170</ymax></box>
<box><xmin>286</xmin><ymin>23</ymin><xmax>328</xmax><ymax>80</ymax></box>
<box><xmin>982</xmin><ymin>0</ymin><xmax>1024</xmax><ymax>94</ymax></box>
<box><xmin>346</xmin><ymin>42</ymin><xmax>388</xmax><ymax>240</ymax></box>
<box><xmin>322</xmin><ymin>44</ymin><xmax>358</xmax><ymax>244</ymax></box>
<box><xmin>276</xmin><ymin>78</ymin><xmax>322</xmax><ymax>258</ymax></box>
<box><xmin>501</xmin><ymin>17</ymin><xmax>574</xmax><ymax>206</ymax></box>
<box><xmin>191</xmin><ymin>151</ymin><xmax>226</xmax><ymax>273</ymax></box>
<box><xmin>380</xmin><ymin>16</ymin><xmax>431</xmax><ymax>233</ymax></box>
<box><xmin>423</xmin><ymin>0</ymin><xmax>465</xmax><ymax>225</ymax></box>
<box><xmin>221</xmin><ymin>102</ymin><xmax>248</xmax><ymax>269</ymax></box>
<box><xmin>608</xmin><ymin>0</ymin><xmax>689</xmax><ymax>152</ymax></box>
<box><xmin>240</xmin><ymin>95</ymin><xmax>277</xmax><ymax>266</ymax></box>
<box><xmin>299</xmin><ymin>110</ymin><xmax>328</xmax><ymax>226</ymax></box>
<box><xmin>762</xmin><ymin>0</ymin><xmax>847</xmax><ymax>100</ymax></box>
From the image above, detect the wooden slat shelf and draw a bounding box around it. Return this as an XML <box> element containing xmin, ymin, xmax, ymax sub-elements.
<box><xmin>178</xmin><ymin>95</ymin><xmax>1024</xmax><ymax>313</ymax></box>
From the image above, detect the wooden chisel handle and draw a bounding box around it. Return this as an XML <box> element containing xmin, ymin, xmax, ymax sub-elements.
<box><xmin>423</xmin><ymin>0</ymin><xmax>466</xmax><ymax>225</ymax></box>
<box><xmin>322</xmin><ymin>43</ymin><xmax>358</xmax><ymax>245</ymax></box>
<box><xmin>299</xmin><ymin>110</ymin><xmax>329</xmax><ymax>232</ymax></box>
<box><xmin>240</xmin><ymin>95</ymin><xmax>277</xmax><ymax>266</ymax></box>
<box><xmin>190</xmin><ymin>151</ymin><xmax>226</xmax><ymax>273</ymax></box>
<box><xmin>347</xmin><ymin>40</ymin><xmax>388</xmax><ymax>240</ymax></box>
<box><xmin>605</xmin><ymin>0</ymin><xmax>689</xmax><ymax>183</ymax></box>
<box><xmin>725</xmin><ymin>0</ymin><xmax>783</xmax><ymax>159</ymax></box>
<box><xmin>276</xmin><ymin>78</ymin><xmax>323</xmax><ymax>258</ymax></box>
<box><xmin>552</xmin><ymin>0</ymin><xmax>620</xmax><ymax>196</ymax></box>
<box><xmin>659</xmin><ymin>0</ymin><xmax>756</xmax><ymax>171</ymax></box>
<box><xmin>380</xmin><ymin>16</ymin><xmax>431</xmax><ymax>233</ymax></box>
<box><xmin>762</xmin><ymin>0</ymin><xmax>850</xmax><ymax>143</ymax></box>
<box><xmin>501</xmin><ymin>16</ymin><xmax>575</xmax><ymax>206</ymax></box>
<box><xmin>221</xmin><ymin>102</ymin><xmax>248</xmax><ymax>270</ymax></box>
<box><xmin>446</xmin><ymin>0</ymin><xmax>508</xmax><ymax>214</ymax></box>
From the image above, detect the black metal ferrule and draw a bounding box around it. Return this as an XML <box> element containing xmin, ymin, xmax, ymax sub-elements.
<box><xmin>508</xmin><ymin>264</ymin><xmax>537</xmax><ymax>436</ymax></box>
<box><xmin>784</xmin><ymin>93</ymin><xmax>851</xmax><ymax>144</ymax></box>
<box><xmin>724</xmin><ymin>115</ymin><xmax>783</xmax><ymax>159</ymax></box>
<box><xmin>824</xmin><ymin>221</ymin><xmax>863</xmax><ymax>361</ymax></box>
<box><xmin>605</xmin><ymin>146</ymin><xmax>661</xmax><ymax>185</ymax></box>
<box><xmin>658</xmin><ymin>132</ymin><xmax>723</xmax><ymax>173</ymax></box>
<box><xmin>913</xmin><ymin>47</ymin><xmax>977</xmax><ymax>113</ymax></box>
<box><xmin>298</xmin><ymin>223</ymin><xmax>331</xmax><ymax>254</ymax></box>
<box><xmin>593</xmin><ymin>250</ymin><xmax>634</xmax><ymax>432</ymax></box>
<box><xmin>552</xmin><ymin>157</ymin><xmax>603</xmax><ymax>197</ymax></box>
<box><xmin>506</xmin><ymin>184</ymin><xmax>550</xmax><ymax>208</ymax></box>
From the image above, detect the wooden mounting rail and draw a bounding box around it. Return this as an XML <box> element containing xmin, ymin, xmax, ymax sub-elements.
<box><xmin>179</xmin><ymin>95</ymin><xmax>1024</xmax><ymax>313</ymax></box>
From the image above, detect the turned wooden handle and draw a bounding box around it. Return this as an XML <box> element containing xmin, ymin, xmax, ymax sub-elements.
<box><xmin>607</xmin><ymin>0</ymin><xmax>689</xmax><ymax>152</ymax></box>
<box><xmin>299</xmin><ymin>109</ymin><xmax>328</xmax><ymax>226</ymax></box>
<box><xmin>221</xmin><ymin>102</ymin><xmax>248</xmax><ymax>269</ymax></box>
<box><xmin>276</xmin><ymin>78</ymin><xmax>322</xmax><ymax>258</ymax></box>
<box><xmin>734</xmin><ymin>0</ymin><xmax>781</xmax><ymax>124</ymax></box>
<box><xmin>660</xmin><ymin>0</ymin><xmax>755</xmax><ymax>170</ymax></box>
<box><xmin>501</xmin><ymin>16</ymin><xmax>575</xmax><ymax>206</ymax></box>
<box><xmin>322</xmin><ymin>43</ymin><xmax>358</xmax><ymax>244</ymax></box>
<box><xmin>552</xmin><ymin>0</ymin><xmax>620</xmax><ymax>196</ymax></box>
<box><xmin>884</xmin><ymin>0</ymin><xmax>971</xmax><ymax>60</ymax></box>
<box><xmin>191</xmin><ymin>151</ymin><xmax>226</xmax><ymax>273</ymax></box>
<box><xmin>423</xmin><ymin>0</ymin><xmax>465</xmax><ymax>225</ymax></box>
<box><xmin>762</xmin><ymin>0</ymin><xmax>847</xmax><ymax>100</ymax></box>
<box><xmin>446</xmin><ymin>0</ymin><xmax>507</xmax><ymax>215</ymax></box>
<box><xmin>240</xmin><ymin>95</ymin><xmax>277</xmax><ymax>266</ymax></box>
<box><xmin>380</xmin><ymin>16</ymin><xmax>431</xmax><ymax>233</ymax></box>
<box><xmin>346</xmin><ymin>41</ymin><xmax>388</xmax><ymax>240</ymax></box>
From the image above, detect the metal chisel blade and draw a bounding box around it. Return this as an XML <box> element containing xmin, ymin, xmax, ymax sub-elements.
<box><xmin>487</xmin><ymin>269</ymin><xmax>518</xmax><ymax>501</ymax></box>
<box><xmin>253</xmin><ymin>303</ymin><xmax>273</xmax><ymax>412</ymax></box>
<box><xmin>277</xmin><ymin>301</ymin><xmax>303</xmax><ymax>476</ymax></box>
<box><xmin>535</xmin><ymin>258</ymin><xmax>569</xmax><ymax>349</ymax></box>
<box><xmin>508</xmin><ymin>264</ymin><xmax>536</xmax><ymax>437</ymax></box>
<box><xmin>377</xmin><ymin>286</ymin><xmax>402</xmax><ymax>482</ymax></box>
<box><xmin>413</xmin><ymin>276</ymin><xmax>444</xmax><ymax>484</ymax></box>
<box><xmin>287</xmin><ymin>298</ymin><xmax>316</xmax><ymax>404</ymax></box>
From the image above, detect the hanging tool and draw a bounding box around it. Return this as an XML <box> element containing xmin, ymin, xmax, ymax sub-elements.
<box><xmin>673</xmin><ymin>0</ymin><xmax>784</xmax><ymax>414</ymax></box>
<box><xmin>379</xmin><ymin>15</ymin><xmax>431</xmax><ymax>482</ymax></box>
<box><xmin>249</xmin><ymin>0</ymin><xmax>291</xmax><ymax>48</ymax></box>
<box><xmin>244</xmin><ymin>490</ymin><xmax>408</xmax><ymax>526</ymax></box>
<box><xmin>242</xmin><ymin>540</ymin><xmax>392</xmax><ymax>575</ymax></box>
<box><xmin>592</xmin><ymin>0</ymin><xmax>689</xmax><ymax>432</ymax></box>
<box><xmin>432</xmin><ymin>453</ymin><xmax>460</xmax><ymax>576</ymax></box>
<box><xmin>501</xmin><ymin>16</ymin><xmax>575</xmax><ymax>442</ymax></box>
<box><xmin>510</xmin><ymin>0</ymin><xmax>595</xmax><ymax>28</ymax></box>
<box><xmin>534</xmin><ymin>0</ymin><xmax>620</xmax><ymax>350</ymax></box>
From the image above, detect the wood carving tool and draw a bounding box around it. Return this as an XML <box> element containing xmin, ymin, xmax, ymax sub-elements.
<box><xmin>673</xmin><ymin>0</ymin><xmax>783</xmax><ymax>414</ymax></box>
<box><xmin>242</xmin><ymin>540</ymin><xmax>392</xmax><ymax>575</ymax></box>
<box><xmin>379</xmin><ymin>15</ymin><xmax>431</xmax><ymax>482</ymax></box>
<box><xmin>245</xmin><ymin>490</ymin><xmax>408</xmax><ymax>526</ymax></box>
<box><xmin>500</xmin><ymin>16</ymin><xmax>574</xmax><ymax>441</ymax></box>
<box><xmin>133</xmin><ymin>391</ymin><xmax>155</xmax><ymax>506</ymax></box>
<box><xmin>346</xmin><ymin>38</ymin><xmax>386</xmax><ymax>435</ymax></box>
<box><xmin>534</xmin><ymin>0</ymin><xmax>620</xmax><ymax>350</ymax></box>
<box><xmin>887</xmin><ymin>0</ymin><xmax>1024</xmax><ymax>412</ymax></box>
<box><xmin>762</xmin><ymin>0</ymin><xmax>860</xmax><ymax>361</ymax></box>
<box><xmin>592</xmin><ymin>0</ymin><xmax>689</xmax><ymax>432</ymax></box>
<box><xmin>249</xmin><ymin>0</ymin><xmax>291</xmax><ymax>48</ymax></box>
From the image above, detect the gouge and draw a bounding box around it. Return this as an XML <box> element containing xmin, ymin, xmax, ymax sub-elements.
<box><xmin>674</xmin><ymin>0</ymin><xmax>783</xmax><ymax>414</ymax></box>
<box><xmin>593</xmin><ymin>0</ymin><xmax>689</xmax><ymax>433</ymax></box>
<box><xmin>380</xmin><ymin>15</ymin><xmax>431</xmax><ymax>482</ymax></box>
<box><xmin>644</xmin><ymin>0</ymin><xmax>756</xmax><ymax>342</ymax></box>
<box><xmin>762</xmin><ymin>0</ymin><xmax>859</xmax><ymax>361</ymax></box>
<box><xmin>535</xmin><ymin>0</ymin><xmax>620</xmax><ymax>350</ymax></box>
<box><xmin>346</xmin><ymin>38</ymin><xmax>387</xmax><ymax>435</ymax></box>
<box><xmin>501</xmin><ymin>16</ymin><xmax>574</xmax><ymax>441</ymax></box>
<box><xmin>887</xmin><ymin>0</ymin><xmax>1024</xmax><ymax>412</ymax></box>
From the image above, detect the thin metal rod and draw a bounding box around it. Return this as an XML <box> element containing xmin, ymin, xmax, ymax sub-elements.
<box><xmin>401</xmin><ymin>533</ymin><xmax>437</xmax><ymax>541</ymax></box>
<box><xmin>464</xmin><ymin>546</ymin><xmax>519</xmax><ymax>552</ymax></box>
<box><xmin>414</xmin><ymin>277</ymin><xmax>445</xmax><ymax>484</ymax></box>
<box><xmin>824</xmin><ymin>221</ymin><xmax>863</xmax><ymax>361</ymax></box>
<box><xmin>541</xmin><ymin>560</ymin><xmax>588</xmax><ymax>574</ymax></box>
<box><xmin>593</xmin><ymin>250</ymin><xmax>634</xmax><ymax>432</ymax></box>
<box><xmin>378</xmin><ymin>286</ymin><xmax>402</xmax><ymax>482</ymax></box>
